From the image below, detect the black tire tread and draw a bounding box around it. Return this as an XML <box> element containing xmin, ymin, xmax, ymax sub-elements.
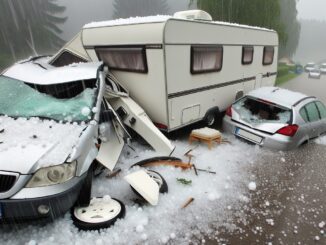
<box><xmin>71</xmin><ymin>198</ymin><xmax>126</xmax><ymax>231</ymax></box>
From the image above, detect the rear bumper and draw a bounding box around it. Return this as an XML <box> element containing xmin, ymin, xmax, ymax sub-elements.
<box><xmin>0</xmin><ymin>175</ymin><xmax>85</xmax><ymax>224</ymax></box>
<box><xmin>223</xmin><ymin>116</ymin><xmax>297</xmax><ymax>151</ymax></box>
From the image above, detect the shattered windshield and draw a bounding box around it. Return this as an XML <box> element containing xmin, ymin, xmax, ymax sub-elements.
<box><xmin>0</xmin><ymin>76</ymin><xmax>97</xmax><ymax>122</ymax></box>
<box><xmin>233</xmin><ymin>96</ymin><xmax>292</xmax><ymax>124</ymax></box>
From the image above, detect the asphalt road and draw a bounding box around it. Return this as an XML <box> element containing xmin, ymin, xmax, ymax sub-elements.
<box><xmin>282</xmin><ymin>73</ymin><xmax>326</xmax><ymax>103</ymax></box>
<box><xmin>208</xmin><ymin>73</ymin><xmax>326</xmax><ymax>244</ymax></box>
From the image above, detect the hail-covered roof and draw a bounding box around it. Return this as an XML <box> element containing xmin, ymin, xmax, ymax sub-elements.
<box><xmin>247</xmin><ymin>87</ymin><xmax>311</xmax><ymax>108</ymax></box>
<box><xmin>83</xmin><ymin>15</ymin><xmax>274</xmax><ymax>32</ymax></box>
<box><xmin>3</xmin><ymin>58</ymin><xmax>101</xmax><ymax>85</ymax></box>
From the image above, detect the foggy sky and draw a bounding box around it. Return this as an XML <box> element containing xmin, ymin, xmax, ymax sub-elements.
<box><xmin>55</xmin><ymin>0</ymin><xmax>326</xmax><ymax>64</ymax></box>
<box><xmin>57</xmin><ymin>0</ymin><xmax>191</xmax><ymax>41</ymax></box>
<box><xmin>297</xmin><ymin>0</ymin><xmax>326</xmax><ymax>20</ymax></box>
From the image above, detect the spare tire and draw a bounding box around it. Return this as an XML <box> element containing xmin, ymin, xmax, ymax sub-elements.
<box><xmin>72</xmin><ymin>197</ymin><xmax>125</xmax><ymax>231</ymax></box>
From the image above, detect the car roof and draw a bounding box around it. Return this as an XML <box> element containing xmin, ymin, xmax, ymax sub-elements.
<box><xmin>246</xmin><ymin>87</ymin><xmax>312</xmax><ymax>108</ymax></box>
<box><xmin>2</xmin><ymin>57</ymin><xmax>102</xmax><ymax>85</ymax></box>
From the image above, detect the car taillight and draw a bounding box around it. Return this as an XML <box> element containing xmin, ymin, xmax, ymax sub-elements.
<box><xmin>276</xmin><ymin>124</ymin><xmax>299</xmax><ymax>137</ymax></box>
<box><xmin>225</xmin><ymin>106</ymin><xmax>232</xmax><ymax>117</ymax></box>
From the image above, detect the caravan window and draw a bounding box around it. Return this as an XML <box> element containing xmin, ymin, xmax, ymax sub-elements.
<box><xmin>263</xmin><ymin>46</ymin><xmax>274</xmax><ymax>65</ymax></box>
<box><xmin>95</xmin><ymin>47</ymin><xmax>148</xmax><ymax>73</ymax></box>
<box><xmin>51</xmin><ymin>50</ymin><xmax>87</xmax><ymax>67</ymax></box>
<box><xmin>191</xmin><ymin>45</ymin><xmax>223</xmax><ymax>74</ymax></box>
<box><xmin>242</xmin><ymin>46</ymin><xmax>254</xmax><ymax>65</ymax></box>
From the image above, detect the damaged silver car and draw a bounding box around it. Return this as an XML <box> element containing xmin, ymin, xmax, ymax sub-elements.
<box><xmin>223</xmin><ymin>87</ymin><xmax>326</xmax><ymax>150</ymax></box>
<box><xmin>0</xmin><ymin>57</ymin><xmax>174</xmax><ymax>230</ymax></box>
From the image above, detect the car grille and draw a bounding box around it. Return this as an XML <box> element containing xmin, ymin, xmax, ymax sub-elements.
<box><xmin>0</xmin><ymin>174</ymin><xmax>17</xmax><ymax>192</ymax></box>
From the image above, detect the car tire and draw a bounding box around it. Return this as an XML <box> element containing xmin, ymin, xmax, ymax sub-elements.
<box><xmin>75</xmin><ymin>164</ymin><xmax>94</xmax><ymax>207</ymax></box>
<box><xmin>131</xmin><ymin>170</ymin><xmax>168</xmax><ymax>195</ymax></box>
<box><xmin>72</xmin><ymin>197</ymin><xmax>125</xmax><ymax>231</ymax></box>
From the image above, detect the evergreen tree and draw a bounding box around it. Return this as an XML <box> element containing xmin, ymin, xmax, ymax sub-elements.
<box><xmin>279</xmin><ymin>0</ymin><xmax>301</xmax><ymax>58</ymax></box>
<box><xmin>193</xmin><ymin>0</ymin><xmax>287</xmax><ymax>46</ymax></box>
<box><xmin>0</xmin><ymin>0</ymin><xmax>66</xmax><ymax>69</ymax></box>
<box><xmin>113</xmin><ymin>0</ymin><xmax>169</xmax><ymax>19</ymax></box>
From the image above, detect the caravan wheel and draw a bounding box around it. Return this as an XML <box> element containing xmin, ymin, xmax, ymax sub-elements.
<box><xmin>205</xmin><ymin>109</ymin><xmax>220</xmax><ymax>127</ymax></box>
<box><xmin>72</xmin><ymin>197</ymin><xmax>125</xmax><ymax>231</ymax></box>
<box><xmin>206</xmin><ymin>113</ymin><xmax>216</xmax><ymax>126</ymax></box>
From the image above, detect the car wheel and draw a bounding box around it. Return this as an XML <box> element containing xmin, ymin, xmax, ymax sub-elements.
<box><xmin>75</xmin><ymin>164</ymin><xmax>94</xmax><ymax>207</ymax></box>
<box><xmin>72</xmin><ymin>197</ymin><xmax>125</xmax><ymax>231</ymax></box>
<box><xmin>131</xmin><ymin>170</ymin><xmax>168</xmax><ymax>195</ymax></box>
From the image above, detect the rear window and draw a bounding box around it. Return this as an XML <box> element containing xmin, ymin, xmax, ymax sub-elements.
<box><xmin>233</xmin><ymin>96</ymin><xmax>292</xmax><ymax>124</ymax></box>
<box><xmin>51</xmin><ymin>51</ymin><xmax>87</xmax><ymax>67</ymax></box>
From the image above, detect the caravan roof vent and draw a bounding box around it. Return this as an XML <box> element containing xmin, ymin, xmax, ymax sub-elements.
<box><xmin>173</xmin><ymin>10</ymin><xmax>212</xmax><ymax>21</ymax></box>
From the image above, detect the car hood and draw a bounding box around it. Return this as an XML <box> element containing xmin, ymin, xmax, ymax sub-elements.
<box><xmin>0</xmin><ymin>116</ymin><xmax>87</xmax><ymax>174</ymax></box>
<box><xmin>232</xmin><ymin>111</ymin><xmax>288</xmax><ymax>134</ymax></box>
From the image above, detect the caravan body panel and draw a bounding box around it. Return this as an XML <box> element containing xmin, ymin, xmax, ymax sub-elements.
<box><xmin>50</xmin><ymin>14</ymin><xmax>278</xmax><ymax>132</ymax></box>
<box><xmin>164</xmin><ymin>19</ymin><xmax>278</xmax><ymax>130</ymax></box>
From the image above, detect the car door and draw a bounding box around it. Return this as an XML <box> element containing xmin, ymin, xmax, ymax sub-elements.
<box><xmin>315</xmin><ymin>101</ymin><xmax>326</xmax><ymax>135</ymax></box>
<box><xmin>303</xmin><ymin>102</ymin><xmax>322</xmax><ymax>138</ymax></box>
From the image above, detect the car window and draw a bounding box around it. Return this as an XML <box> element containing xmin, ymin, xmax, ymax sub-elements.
<box><xmin>233</xmin><ymin>96</ymin><xmax>292</xmax><ymax>124</ymax></box>
<box><xmin>0</xmin><ymin>76</ymin><xmax>97</xmax><ymax>122</ymax></box>
<box><xmin>316</xmin><ymin>101</ymin><xmax>326</xmax><ymax>119</ymax></box>
<box><xmin>299</xmin><ymin>107</ymin><xmax>309</xmax><ymax>122</ymax></box>
<box><xmin>305</xmin><ymin>102</ymin><xmax>320</xmax><ymax>122</ymax></box>
<box><xmin>51</xmin><ymin>50</ymin><xmax>87</xmax><ymax>67</ymax></box>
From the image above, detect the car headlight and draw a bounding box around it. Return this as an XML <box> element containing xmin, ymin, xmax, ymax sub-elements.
<box><xmin>25</xmin><ymin>161</ymin><xmax>77</xmax><ymax>188</ymax></box>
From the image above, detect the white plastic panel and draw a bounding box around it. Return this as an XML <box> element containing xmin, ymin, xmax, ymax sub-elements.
<box><xmin>124</xmin><ymin>170</ymin><xmax>159</xmax><ymax>206</ymax></box>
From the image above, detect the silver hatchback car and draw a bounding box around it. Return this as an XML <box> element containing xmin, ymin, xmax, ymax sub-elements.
<box><xmin>223</xmin><ymin>87</ymin><xmax>326</xmax><ymax>150</ymax></box>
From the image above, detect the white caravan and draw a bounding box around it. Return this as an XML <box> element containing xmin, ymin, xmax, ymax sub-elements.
<box><xmin>49</xmin><ymin>10</ymin><xmax>279</xmax><ymax>132</ymax></box>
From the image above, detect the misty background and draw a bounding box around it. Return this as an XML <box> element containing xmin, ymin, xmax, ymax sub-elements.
<box><xmin>0</xmin><ymin>0</ymin><xmax>326</xmax><ymax>70</ymax></box>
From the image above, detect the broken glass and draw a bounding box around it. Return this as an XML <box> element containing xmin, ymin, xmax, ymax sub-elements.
<box><xmin>233</xmin><ymin>96</ymin><xmax>292</xmax><ymax>124</ymax></box>
<box><xmin>0</xmin><ymin>76</ymin><xmax>96</xmax><ymax>122</ymax></box>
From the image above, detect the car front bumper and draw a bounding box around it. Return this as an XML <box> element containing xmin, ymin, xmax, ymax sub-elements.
<box><xmin>0</xmin><ymin>174</ymin><xmax>86</xmax><ymax>224</ymax></box>
<box><xmin>223</xmin><ymin>116</ymin><xmax>298</xmax><ymax>151</ymax></box>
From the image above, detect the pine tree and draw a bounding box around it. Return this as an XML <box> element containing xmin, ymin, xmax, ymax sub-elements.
<box><xmin>193</xmin><ymin>0</ymin><xmax>287</xmax><ymax>46</ymax></box>
<box><xmin>279</xmin><ymin>0</ymin><xmax>301</xmax><ymax>58</ymax></box>
<box><xmin>0</xmin><ymin>0</ymin><xmax>66</xmax><ymax>69</ymax></box>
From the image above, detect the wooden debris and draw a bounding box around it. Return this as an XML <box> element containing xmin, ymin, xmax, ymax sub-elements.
<box><xmin>181</xmin><ymin>197</ymin><xmax>195</xmax><ymax>209</ymax></box>
<box><xmin>189</xmin><ymin>127</ymin><xmax>222</xmax><ymax>149</ymax></box>
<box><xmin>137</xmin><ymin>159</ymin><xmax>193</xmax><ymax>170</ymax></box>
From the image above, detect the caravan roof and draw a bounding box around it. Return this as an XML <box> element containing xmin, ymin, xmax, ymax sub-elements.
<box><xmin>83</xmin><ymin>14</ymin><xmax>274</xmax><ymax>33</ymax></box>
<box><xmin>81</xmin><ymin>12</ymin><xmax>278</xmax><ymax>48</ymax></box>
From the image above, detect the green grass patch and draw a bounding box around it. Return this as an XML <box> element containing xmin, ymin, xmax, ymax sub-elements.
<box><xmin>275</xmin><ymin>73</ymin><xmax>298</xmax><ymax>86</ymax></box>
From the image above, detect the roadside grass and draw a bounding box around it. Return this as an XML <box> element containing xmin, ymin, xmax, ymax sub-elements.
<box><xmin>275</xmin><ymin>72</ymin><xmax>298</xmax><ymax>86</ymax></box>
<box><xmin>275</xmin><ymin>63</ymin><xmax>300</xmax><ymax>86</ymax></box>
